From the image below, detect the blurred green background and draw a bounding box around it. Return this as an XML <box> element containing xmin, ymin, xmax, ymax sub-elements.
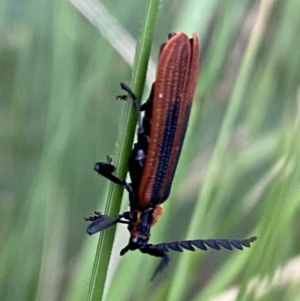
<box><xmin>1</xmin><ymin>0</ymin><xmax>300</xmax><ymax>300</ymax></box>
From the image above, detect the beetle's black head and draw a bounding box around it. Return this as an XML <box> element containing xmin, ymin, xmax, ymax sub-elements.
<box><xmin>120</xmin><ymin>235</ymin><xmax>148</xmax><ymax>256</ymax></box>
<box><xmin>120</xmin><ymin>209</ymin><xmax>154</xmax><ymax>256</ymax></box>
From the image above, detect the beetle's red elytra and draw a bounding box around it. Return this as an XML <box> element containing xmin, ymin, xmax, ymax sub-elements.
<box><xmin>138</xmin><ymin>32</ymin><xmax>200</xmax><ymax>207</ymax></box>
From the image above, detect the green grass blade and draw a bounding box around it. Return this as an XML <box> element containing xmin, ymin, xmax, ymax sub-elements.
<box><xmin>86</xmin><ymin>1</ymin><xmax>161</xmax><ymax>300</ymax></box>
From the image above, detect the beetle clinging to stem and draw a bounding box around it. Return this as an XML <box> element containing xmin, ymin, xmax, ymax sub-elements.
<box><xmin>86</xmin><ymin>32</ymin><xmax>256</xmax><ymax>279</ymax></box>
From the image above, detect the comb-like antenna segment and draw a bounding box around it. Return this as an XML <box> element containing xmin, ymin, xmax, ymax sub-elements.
<box><xmin>153</xmin><ymin>236</ymin><xmax>257</xmax><ymax>253</ymax></box>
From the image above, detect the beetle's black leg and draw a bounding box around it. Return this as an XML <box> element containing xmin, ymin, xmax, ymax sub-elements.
<box><xmin>151</xmin><ymin>253</ymin><xmax>169</xmax><ymax>281</ymax></box>
<box><xmin>139</xmin><ymin>244</ymin><xmax>170</xmax><ymax>280</ymax></box>
<box><xmin>106</xmin><ymin>155</ymin><xmax>113</xmax><ymax>164</ymax></box>
<box><xmin>118</xmin><ymin>83</ymin><xmax>155</xmax><ymax>169</ymax></box>
<box><xmin>85</xmin><ymin>210</ymin><xmax>105</xmax><ymax>222</ymax></box>
<box><xmin>94</xmin><ymin>155</ymin><xmax>127</xmax><ymax>187</ymax></box>
<box><xmin>119</xmin><ymin>83</ymin><xmax>144</xmax><ymax>135</ymax></box>
<box><xmin>86</xmin><ymin>211</ymin><xmax>131</xmax><ymax>235</ymax></box>
<box><xmin>116</xmin><ymin>94</ymin><xmax>128</xmax><ymax>101</ymax></box>
<box><xmin>120</xmin><ymin>245</ymin><xmax>130</xmax><ymax>256</ymax></box>
<box><xmin>139</xmin><ymin>83</ymin><xmax>154</xmax><ymax>113</ymax></box>
<box><xmin>94</xmin><ymin>156</ymin><xmax>133</xmax><ymax>194</ymax></box>
<box><xmin>94</xmin><ymin>161</ymin><xmax>125</xmax><ymax>186</ymax></box>
<box><xmin>86</xmin><ymin>213</ymin><xmax>118</xmax><ymax>234</ymax></box>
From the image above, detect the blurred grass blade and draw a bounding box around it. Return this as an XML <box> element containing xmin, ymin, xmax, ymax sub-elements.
<box><xmin>70</xmin><ymin>0</ymin><xmax>156</xmax><ymax>84</ymax></box>
<box><xmin>166</xmin><ymin>1</ymin><xmax>276</xmax><ymax>300</ymax></box>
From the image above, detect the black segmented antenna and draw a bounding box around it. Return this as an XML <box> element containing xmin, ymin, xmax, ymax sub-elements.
<box><xmin>152</xmin><ymin>236</ymin><xmax>257</xmax><ymax>253</ymax></box>
<box><xmin>149</xmin><ymin>236</ymin><xmax>257</xmax><ymax>279</ymax></box>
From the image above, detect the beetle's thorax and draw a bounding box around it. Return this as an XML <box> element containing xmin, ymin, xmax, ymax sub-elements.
<box><xmin>127</xmin><ymin>205</ymin><xmax>164</xmax><ymax>250</ymax></box>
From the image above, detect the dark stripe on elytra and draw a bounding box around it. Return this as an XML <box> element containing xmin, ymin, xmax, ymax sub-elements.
<box><xmin>151</xmin><ymin>100</ymin><xmax>180</xmax><ymax>202</ymax></box>
<box><xmin>178</xmin><ymin>102</ymin><xmax>192</xmax><ymax>154</ymax></box>
<box><xmin>160</xmin><ymin>101</ymin><xmax>192</xmax><ymax>202</ymax></box>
